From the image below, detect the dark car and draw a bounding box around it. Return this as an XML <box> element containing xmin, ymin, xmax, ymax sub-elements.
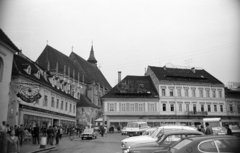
<box><xmin>156</xmin><ymin>135</ymin><xmax>240</xmax><ymax>153</ymax></box>
<box><xmin>125</xmin><ymin>130</ymin><xmax>204</xmax><ymax>153</ymax></box>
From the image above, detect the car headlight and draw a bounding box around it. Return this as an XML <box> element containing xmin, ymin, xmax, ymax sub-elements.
<box><xmin>123</xmin><ymin>149</ymin><xmax>130</xmax><ymax>153</ymax></box>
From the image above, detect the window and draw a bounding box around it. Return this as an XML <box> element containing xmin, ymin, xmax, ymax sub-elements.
<box><xmin>139</xmin><ymin>103</ymin><xmax>144</xmax><ymax>111</ymax></box>
<box><xmin>214</xmin><ymin>105</ymin><xmax>217</xmax><ymax>112</ymax></box>
<box><xmin>215</xmin><ymin>139</ymin><xmax>240</xmax><ymax>152</ymax></box>
<box><xmin>238</xmin><ymin>105</ymin><xmax>240</xmax><ymax>113</ymax></box>
<box><xmin>199</xmin><ymin>90</ymin><xmax>203</xmax><ymax>97</ymax></box>
<box><xmin>65</xmin><ymin>102</ymin><xmax>68</xmax><ymax>111</ymax></box>
<box><xmin>186</xmin><ymin>103</ymin><xmax>189</xmax><ymax>111</ymax></box>
<box><xmin>220</xmin><ymin>104</ymin><xmax>223</xmax><ymax>112</ymax></box>
<box><xmin>179</xmin><ymin>103</ymin><xmax>182</xmax><ymax>111</ymax></box>
<box><xmin>43</xmin><ymin>95</ymin><xmax>48</xmax><ymax>107</ymax></box>
<box><xmin>218</xmin><ymin>90</ymin><xmax>222</xmax><ymax>98</ymax></box>
<box><xmin>130</xmin><ymin>103</ymin><xmax>134</xmax><ymax>111</ymax></box>
<box><xmin>51</xmin><ymin>96</ymin><xmax>55</xmax><ymax>107</ymax></box>
<box><xmin>70</xmin><ymin>103</ymin><xmax>72</xmax><ymax>112</ymax></box>
<box><xmin>206</xmin><ymin>90</ymin><xmax>210</xmax><ymax>98</ymax></box>
<box><xmin>109</xmin><ymin>103</ymin><xmax>115</xmax><ymax>111</ymax></box>
<box><xmin>212</xmin><ymin>90</ymin><xmax>216</xmax><ymax>98</ymax></box>
<box><xmin>61</xmin><ymin>100</ymin><xmax>63</xmax><ymax>110</ymax></box>
<box><xmin>0</xmin><ymin>57</ymin><xmax>3</xmax><ymax>82</ymax></box>
<box><xmin>163</xmin><ymin>103</ymin><xmax>166</xmax><ymax>111</ymax></box>
<box><xmin>149</xmin><ymin>103</ymin><xmax>156</xmax><ymax>112</ymax></box>
<box><xmin>171</xmin><ymin>104</ymin><xmax>174</xmax><ymax>112</ymax></box>
<box><xmin>184</xmin><ymin>89</ymin><xmax>188</xmax><ymax>97</ymax></box>
<box><xmin>193</xmin><ymin>104</ymin><xmax>196</xmax><ymax>113</ymax></box>
<box><xmin>201</xmin><ymin>104</ymin><xmax>204</xmax><ymax>112</ymax></box>
<box><xmin>192</xmin><ymin>89</ymin><xmax>196</xmax><ymax>97</ymax></box>
<box><xmin>169</xmin><ymin>89</ymin><xmax>174</xmax><ymax>96</ymax></box>
<box><xmin>229</xmin><ymin>104</ymin><xmax>233</xmax><ymax>112</ymax></box>
<box><xmin>162</xmin><ymin>89</ymin><xmax>166</xmax><ymax>96</ymax></box>
<box><xmin>177</xmin><ymin>89</ymin><xmax>181</xmax><ymax>97</ymax></box>
<box><xmin>199</xmin><ymin>141</ymin><xmax>217</xmax><ymax>152</ymax></box>
<box><xmin>122</xmin><ymin>103</ymin><xmax>126</xmax><ymax>111</ymax></box>
<box><xmin>208</xmin><ymin>104</ymin><xmax>211</xmax><ymax>112</ymax></box>
<box><xmin>162</xmin><ymin>135</ymin><xmax>182</xmax><ymax>147</ymax></box>
<box><xmin>56</xmin><ymin>99</ymin><xmax>59</xmax><ymax>109</ymax></box>
<box><xmin>73</xmin><ymin>105</ymin><xmax>75</xmax><ymax>113</ymax></box>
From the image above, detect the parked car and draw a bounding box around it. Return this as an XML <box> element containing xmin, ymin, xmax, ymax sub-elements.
<box><xmin>121</xmin><ymin>125</ymin><xmax>198</xmax><ymax>152</ymax></box>
<box><xmin>124</xmin><ymin>130</ymin><xmax>204</xmax><ymax>153</ymax></box>
<box><xmin>157</xmin><ymin>135</ymin><xmax>240</xmax><ymax>153</ymax></box>
<box><xmin>81</xmin><ymin>128</ymin><xmax>97</xmax><ymax>140</ymax></box>
<box><xmin>125</xmin><ymin>121</ymin><xmax>150</xmax><ymax>137</ymax></box>
<box><xmin>122</xmin><ymin>127</ymin><xmax>127</xmax><ymax>135</ymax></box>
<box><xmin>229</xmin><ymin>125</ymin><xmax>240</xmax><ymax>137</ymax></box>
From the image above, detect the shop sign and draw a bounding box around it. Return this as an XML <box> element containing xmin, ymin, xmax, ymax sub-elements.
<box><xmin>17</xmin><ymin>84</ymin><xmax>41</xmax><ymax>103</ymax></box>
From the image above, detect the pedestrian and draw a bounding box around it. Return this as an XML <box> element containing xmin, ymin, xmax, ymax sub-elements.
<box><xmin>59</xmin><ymin>126</ymin><xmax>63</xmax><ymax>140</ymax></box>
<box><xmin>226</xmin><ymin>124</ymin><xmax>233</xmax><ymax>135</ymax></box>
<box><xmin>6</xmin><ymin>130</ymin><xmax>20</xmax><ymax>153</ymax></box>
<box><xmin>6</xmin><ymin>124</ymin><xmax>11</xmax><ymax>135</ymax></box>
<box><xmin>33</xmin><ymin>124</ymin><xmax>40</xmax><ymax>144</ymax></box>
<box><xmin>1</xmin><ymin>121</ymin><xmax>7</xmax><ymax>133</ymax></box>
<box><xmin>99</xmin><ymin>125</ymin><xmax>104</xmax><ymax>137</ymax></box>
<box><xmin>55</xmin><ymin>126</ymin><xmax>60</xmax><ymax>145</ymax></box>
<box><xmin>200</xmin><ymin>125</ymin><xmax>205</xmax><ymax>134</ymax></box>
<box><xmin>47</xmin><ymin>126</ymin><xmax>54</xmax><ymax>145</ymax></box>
<box><xmin>18</xmin><ymin>124</ymin><xmax>24</xmax><ymax>145</ymax></box>
<box><xmin>205</xmin><ymin>122</ymin><xmax>213</xmax><ymax>135</ymax></box>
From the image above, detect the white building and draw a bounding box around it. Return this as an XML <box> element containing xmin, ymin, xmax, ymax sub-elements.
<box><xmin>0</xmin><ymin>29</ymin><xmax>19</xmax><ymax>125</ymax></box>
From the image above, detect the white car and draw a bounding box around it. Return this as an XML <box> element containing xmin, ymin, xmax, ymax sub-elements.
<box><xmin>121</xmin><ymin>125</ymin><xmax>197</xmax><ymax>152</ymax></box>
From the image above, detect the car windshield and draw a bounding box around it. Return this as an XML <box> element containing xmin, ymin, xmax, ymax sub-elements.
<box><xmin>172</xmin><ymin>139</ymin><xmax>192</xmax><ymax>150</ymax></box>
<box><xmin>127</xmin><ymin>123</ymin><xmax>139</xmax><ymax>127</ymax></box>
<box><xmin>231</xmin><ymin>125</ymin><xmax>240</xmax><ymax>130</ymax></box>
<box><xmin>151</xmin><ymin>128</ymin><xmax>162</xmax><ymax>138</ymax></box>
<box><xmin>208</xmin><ymin>122</ymin><xmax>221</xmax><ymax>127</ymax></box>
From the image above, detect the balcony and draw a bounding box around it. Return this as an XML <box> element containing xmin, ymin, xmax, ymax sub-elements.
<box><xmin>187</xmin><ymin>111</ymin><xmax>208</xmax><ymax>116</ymax></box>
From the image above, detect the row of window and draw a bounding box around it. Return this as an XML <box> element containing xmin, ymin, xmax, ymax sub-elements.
<box><xmin>107</xmin><ymin>102</ymin><xmax>233</xmax><ymax>113</ymax></box>
<box><xmin>161</xmin><ymin>88</ymin><xmax>223</xmax><ymax>98</ymax></box>
<box><xmin>43</xmin><ymin>94</ymin><xmax>76</xmax><ymax>114</ymax></box>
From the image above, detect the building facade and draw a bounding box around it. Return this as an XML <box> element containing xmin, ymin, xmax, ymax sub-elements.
<box><xmin>102</xmin><ymin>75</ymin><xmax>159</xmax><ymax>128</ymax></box>
<box><xmin>9</xmin><ymin>53</ymin><xmax>77</xmax><ymax>128</ymax></box>
<box><xmin>36</xmin><ymin>44</ymin><xmax>111</xmax><ymax>127</ymax></box>
<box><xmin>224</xmin><ymin>83</ymin><xmax>240</xmax><ymax>125</ymax></box>
<box><xmin>145</xmin><ymin>66</ymin><xmax>227</xmax><ymax>126</ymax></box>
<box><xmin>0</xmin><ymin>29</ymin><xmax>19</xmax><ymax>124</ymax></box>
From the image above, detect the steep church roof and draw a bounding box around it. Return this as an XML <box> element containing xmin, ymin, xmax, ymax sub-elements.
<box><xmin>77</xmin><ymin>94</ymin><xmax>100</xmax><ymax>109</ymax></box>
<box><xmin>0</xmin><ymin>28</ymin><xmax>20</xmax><ymax>52</ymax></box>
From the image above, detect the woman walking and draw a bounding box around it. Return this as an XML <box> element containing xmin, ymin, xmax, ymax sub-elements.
<box><xmin>6</xmin><ymin>130</ymin><xmax>20</xmax><ymax>153</ymax></box>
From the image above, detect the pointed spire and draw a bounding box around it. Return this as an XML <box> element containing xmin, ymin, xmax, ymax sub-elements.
<box><xmin>87</xmin><ymin>41</ymin><xmax>97</xmax><ymax>64</ymax></box>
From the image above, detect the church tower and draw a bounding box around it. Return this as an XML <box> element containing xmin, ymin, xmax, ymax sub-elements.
<box><xmin>87</xmin><ymin>42</ymin><xmax>97</xmax><ymax>65</ymax></box>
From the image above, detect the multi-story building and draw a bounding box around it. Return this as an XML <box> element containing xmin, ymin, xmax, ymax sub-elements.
<box><xmin>36</xmin><ymin>44</ymin><xmax>111</xmax><ymax>126</ymax></box>
<box><xmin>102</xmin><ymin>65</ymin><xmax>229</xmax><ymax>129</ymax></box>
<box><xmin>10</xmin><ymin>53</ymin><xmax>77</xmax><ymax>128</ymax></box>
<box><xmin>0</xmin><ymin>29</ymin><xmax>20</xmax><ymax>124</ymax></box>
<box><xmin>224</xmin><ymin>82</ymin><xmax>240</xmax><ymax>125</ymax></box>
<box><xmin>145</xmin><ymin>65</ymin><xmax>227</xmax><ymax>126</ymax></box>
<box><xmin>102</xmin><ymin>73</ymin><xmax>159</xmax><ymax>128</ymax></box>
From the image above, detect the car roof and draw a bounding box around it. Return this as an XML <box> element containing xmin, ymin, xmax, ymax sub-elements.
<box><xmin>162</xmin><ymin>130</ymin><xmax>203</xmax><ymax>135</ymax></box>
<box><xmin>187</xmin><ymin>135</ymin><xmax>238</xmax><ymax>141</ymax></box>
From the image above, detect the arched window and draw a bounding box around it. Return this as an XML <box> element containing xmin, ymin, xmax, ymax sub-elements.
<box><xmin>0</xmin><ymin>57</ymin><xmax>3</xmax><ymax>82</ymax></box>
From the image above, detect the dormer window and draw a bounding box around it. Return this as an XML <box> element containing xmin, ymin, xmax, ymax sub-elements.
<box><xmin>34</xmin><ymin>70</ymin><xmax>40</xmax><ymax>79</ymax></box>
<box><xmin>24</xmin><ymin>65</ymin><xmax>31</xmax><ymax>74</ymax></box>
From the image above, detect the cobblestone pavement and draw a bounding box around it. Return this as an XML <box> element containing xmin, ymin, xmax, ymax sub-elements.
<box><xmin>43</xmin><ymin>132</ymin><xmax>126</xmax><ymax>153</ymax></box>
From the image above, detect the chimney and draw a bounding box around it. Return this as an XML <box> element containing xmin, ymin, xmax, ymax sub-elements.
<box><xmin>118</xmin><ymin>71</ymin><xmax>121</xmax><ymax>83</ymax></box>
<box><xmin>191</xmin><ymin>67</ymin><xmax>195</xmax><ymax>73</ymax></box>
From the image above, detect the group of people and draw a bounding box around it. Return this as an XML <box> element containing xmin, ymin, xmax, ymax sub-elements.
<box><xmin>198</xmin><ymin>122</ymin><xmax>233</xmax><ymax>135</ymax></box>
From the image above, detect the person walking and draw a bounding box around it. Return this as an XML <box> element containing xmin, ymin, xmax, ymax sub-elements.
<box><xmin>205</xmin><ymin>122</ymin><xmax>213</xmax><ymax>135</ymax></box>
<box><xmin>6</xmin><ymin>130</ymin><xmax>20</xmax><ymax>153</ymax></box>
<box><xmin>55</xmin><ymin>126</ymin><xmax>60</xmax><ymax>145</ymax></box>
<box><xmin>47</xmin><ymin>126</ymin><xmax>54</xmax><ymax>145</ymax></box>
<box><xmin>33</xmin><ymin>124</ymin><xmax>40</xmax><ymax>144</ymax></box>
<box><xmin>18</xmin><ymin>125</ymin><xmax>24</xmax><ymax>145</ymax></box>
<box><xmin>59</xmin><ymin>126</ymin><xmax>63</xmax><ymax>140</ymax></box>
<box><xmin>226</xmin><ymin>124</ymin><xmax>233</xmax><ymax>135</ymax></box>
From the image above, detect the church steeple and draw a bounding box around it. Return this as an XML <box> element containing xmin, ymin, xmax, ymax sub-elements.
<box><xmin>87</xmin><ymin>42</ymin><xmax>97</xmax><ymax>65</ymax></box>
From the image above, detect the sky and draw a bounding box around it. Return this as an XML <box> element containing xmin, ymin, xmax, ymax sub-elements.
<box><xmin>0</xmin><ymin>0</ymin><xmax>240</xmax><ymax>87</ymax></box>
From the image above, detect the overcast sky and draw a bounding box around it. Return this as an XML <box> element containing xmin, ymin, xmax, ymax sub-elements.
<box><xmin>1</xmin><ymin>0</ymin><xmax>239</xmax><ymax>87</ymax></box>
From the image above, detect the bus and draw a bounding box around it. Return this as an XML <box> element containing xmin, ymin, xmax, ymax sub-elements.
<box><xmin>203</xmin><ymin>118</ymin><xmax>227</xmax><ymax>135</ymax></box>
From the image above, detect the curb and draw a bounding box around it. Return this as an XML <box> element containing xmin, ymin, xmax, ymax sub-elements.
<box><xmin>26</xmin><ymin>145</ymin><xmax>56</xmax><ymax>153</ymax></box>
